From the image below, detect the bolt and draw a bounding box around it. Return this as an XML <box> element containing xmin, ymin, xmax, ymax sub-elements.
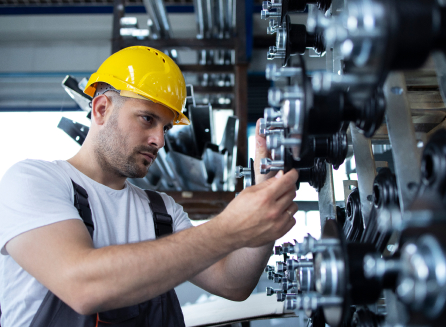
<box><xmin>265</xmin><ymin>265</ymin><xmax>274</xmax><ymax>273</ymax></box>
<box><xmin>266</xmin><ymin>134</ymin><xmax>301</xmax><ymax>150</ymax></box>
<box><xmin>282</xmin><ymin>242</ymin><xmax>295</xmax><ymax>254</ymax></box>
<box><xmin>276</xmin><ymin>291</ymin><xmax>286</xmax><ymax>302</ymax></box>
<box><xmin>267</xmin><ymin>19</ymin><xmax>279</xmax><ymax>34</ymax></box>
<box><xmin>291</xmin><ymin>293</ymin><xmax>343</xmax><ymax>311</ymax></box>
<box><xmin>235</xmin><ymin>166</ymin><xmax>246</xmax><ymax>178</ymax></box>
<box><xmin>276</xmin><ymin>261</ymin><xmax>285</xmax><ymax>273</ymax></box>
<box><xmin>262</xmin><ymin>1</ymin><xmax>271</xmax><ymax>10</ymax></box>
<box><xmin>260</xmin><ymin>158</ymin><xmax>284</xmax><ymax>174</ymax></box>
<box><xmin>285</xmin><ymin>294</ymin><xmax>297</xmax><ymax>310</ymax></box>
<box><xmin>268</xmin><ymin>87</ymin><xmax>282</xmax><ymax>107</ymax></box>
<box><xmin>266</xmin><ymin>286</ymin><xmax>276</xmax><ymax>296</ymax></box>
<box><xmin>264</xmin><ymin>107</ymin><xmax>281</xmax><ymax>122</ymax></box>
<box><xmin>266</xmin><ymin>64</ymin><xmax>302</xmax><ymax>81</ymax></box>
<box><xmin>363</xmin><ymin>254</ymin><xmax>401</xmax><ymax>279</ymax></box>
<box><xmin>282</xmin><ymin>280</ymin><xmax>298</xmax><ymax>291</ymax></box>
<box><xmin>261</xmin><ymin>9</ymin><xmax>281</xmax><ymax>20</ymax></box>
<box><xmin>267</xmin><ymin>46</ymin><xmax>285</xmax><ymax>60</ymax></box>
<box><xmin>293</xmin><ymin>234</ymin><xmax>340</xmax><ymax>255</ymax></box>
<box><xmin>267</xmin><ymin>271</ymin><xmax>275</xmax><ymax>280</ymax></box>
<box><xmin>287</xmin><ymin>259</ymin><xmax>313</xmax><ymax>271</ymax></box>
<box><xmin>268</xmin><ymin>86</ymin><xmax>303</xmax><ymax>107</ymax></box>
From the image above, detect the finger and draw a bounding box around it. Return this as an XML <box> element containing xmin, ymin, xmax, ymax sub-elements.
<box><xmin>254</xmin><ymin>119</ymin><xmax>274</xmax><ymax>182</ymax></box>
<box><xmin>281</xmin><ymin>209</ymin><xmax>297</xmax><ymax>233</ymax></box>
<box><xmin>287</xmin><ymin>202</ymin><xmax>299</xmax><ymax>216</ymax></box>
<box><xmin>267</xmin><ymin>169</ymin><xmax>299</xmax><ymax>200</ymax></box>
<box><xmin>281</xmin><ymin>203</ymin><xmax>299</xmax><ymax>231</ymax></box>
<box><xmin>275</xmin><ymin>187</ymin><xmax>297</xmax><ymax>211</ymax></box>
<box><xmin>282</xmin><ymin>202</ymin><xmax>298</xmax><ymax>218</ymax></box>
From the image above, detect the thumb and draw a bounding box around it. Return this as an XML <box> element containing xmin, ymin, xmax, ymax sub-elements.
<box><xmin>255</xmin><ymin>119</ymin><xmax>269</xmax><ymax>159</ymax></box>
<box><xmin>254</xmin><ymin>119</ymin><xmax>276</xmax><ymax>183</ymax></box>
<box><xmin>254</xmin><ymin>119</ymin><xmax>269</xmax><ymax>173</ymax></box>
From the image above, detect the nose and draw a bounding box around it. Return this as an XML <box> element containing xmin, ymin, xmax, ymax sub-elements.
<box><xmin>148</xmin><ymin>124</ymin><xmax>166</xmax><ymax>149</ymax></box>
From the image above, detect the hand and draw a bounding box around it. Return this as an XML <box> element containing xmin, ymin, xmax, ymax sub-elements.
<box><xmin>254</xmin><ymin>118</ymin><xmax>276</xmax><ymax>184</ymax></box>
<box><xmin>217</xmin><ymin>169</ymin><xmax>299</xmax><ymax>248</ymax></box>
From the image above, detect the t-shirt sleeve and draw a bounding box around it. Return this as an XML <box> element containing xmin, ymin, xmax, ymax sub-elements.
<box><xmin>0</xmin><ymin>160</ymin><xmax>82</xmax><ymax>255</ymax></box>
<box><xmin>159</xmin><ymin>193</ymin><xmax>193</xmax><ymax>233</ymax></box>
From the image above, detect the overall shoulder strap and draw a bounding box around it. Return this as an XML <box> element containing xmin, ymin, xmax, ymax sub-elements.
<box><xmin>144</xmin><ymin>190</ymin><xmax>173</xmax><ymax>238</ymax></box>
<box><xmin>71</xmin><ymin>180</ymin><xmax>94</xmax><ymax>238</ymax></box>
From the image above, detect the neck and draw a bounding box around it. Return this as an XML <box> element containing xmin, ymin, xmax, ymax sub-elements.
<box><xmin>68</xmin><ymin>139</ymin><xmax>127</xmax><ymax>190</ymax></box>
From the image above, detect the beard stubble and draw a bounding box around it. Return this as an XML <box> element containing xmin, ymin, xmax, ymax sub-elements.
<box><xmin>95</xmin><ymin>110</ymin><xmax>158</xmax><ymax>179</ymax></box>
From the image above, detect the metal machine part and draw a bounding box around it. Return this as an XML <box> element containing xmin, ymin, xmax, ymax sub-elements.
<box><xmin>290</xmin><ymin>233</ymin><xmax>341</xmax><ymax>256</ymax></box>
<box><xmin>57</xmin><ymin>117</ymin><xmax>89</xmax><ymax>146</ymax></box>
<box><xmin>61</xmin><ymin>75</ymin><xmax>92</xmax><ymax>112</ymax></box>
<box><xmin>265</xmin><ymin>63</ymin><xmax>302</xmax><ymax>81</ymax></box>
<box><xmin>314</xmin><ymin>220</ymin><xmax>384</xmax><ymax>326</ymax></box>
<box><xmin>262</xmin><ymin>0</ymin><xmax>332</xmax><ymax>25</ymax></box>
<box><xmin>314</xmin><ymin>0</ymin><xmax>446</xmax><ymax>92</ymax></box>
<box><xmin>268</xmin><ymin>15</ymin><xmax>326</xmax><ymax>66</ymax></box>
<box><xmin>263</xmin><ymin>128</ymin><xmax>348</xmax><ymax>172</ymax></box>
<box><xmin>397</xmin><ymin>235</ymin><xmax>446</xmax><ymax>319</ymax></box>
<box><xmin>296</xmin><ymin>158</ymin><xmax>327</xmax><ymax>192</ymax></box>
<box><xmin>287</xmin><ymin>258</ymin><xmax>314</xmax><ymax>270</ymax></box>
<box><xmin>257</xmin><ymin>1</ymin><xmax>446</xmax><ymax>325</ymax></box>
<box><xmin>350</xmin><ymin>308</ymin><xmax>385</xmax><ymax>327</ymax></box>
<box><xmin>411</xmin><ymin>129</ymin><xmax>446</xmax><ymax>211</ymax></box>
<box><xmin>298</xmin><ymin>266</ymin><xmax>315</xmax><ymax>292</ymax></box>
<box><xmin>384</xmin><ymin>73</ymin><xmax>421</xmax><ymax>212</ymax></box>
<box><xmin>235</xmin><ymin>158</ymin><xmax>255</xmax><ymax>189</ymax></box>
<box><xmin>343</xmin><ymin>187</ymin><xmax>364</xmax><ymax>242</ymax></box>
<box><xmin>363</xmin><ymin>232</ymin><xmax>446</xmax><ymax>323</ymax></box>
<box><xmin>266</xmin><ymin>287</ymin><xmax>287</xmax><ymax>302</ymax></box>
<box><xmin>263</xmin><ymin>72</ymin><xmax>385</xmax><ymax>158</ymax></box>
<box><xmin>285</xmin><ymin>293</ymin><xmax>343</xmax><ymax>311</ymax></box>
<box><xmin>363</xmin><ymin>253</ymin><xmax>401</xmax><ymax>289</ymax></box>
<box><xmin>360</xmin><ymin>168</ymin><xmax>399</xmax><ymax>252</ymax></box>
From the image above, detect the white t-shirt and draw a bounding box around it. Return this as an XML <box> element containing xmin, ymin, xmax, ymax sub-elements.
<box><xmin>0</xmin><ymin>159</ymin><xmax>193</xmax><ymax>327</ymax></box>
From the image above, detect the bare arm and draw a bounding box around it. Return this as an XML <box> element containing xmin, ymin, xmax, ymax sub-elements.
<box><xmin>6</xmin><ymin>166</ymin><xmax>298</xmax><ymax>315</ymax></box>
<box><xmin>190</xmin><ymin>119</ymin><xmax>298</xmax><ymax>300</ymax></box>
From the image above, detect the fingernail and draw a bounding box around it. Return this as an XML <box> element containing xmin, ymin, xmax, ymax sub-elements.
<box><xmin>275</xmin><ymin>170</ymin><xmax>284</xmax><ymax>179</ymax></box>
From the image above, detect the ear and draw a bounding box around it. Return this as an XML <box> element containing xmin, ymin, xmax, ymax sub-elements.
<box><xmin>91</xmin><ymin>95</ymin><xmax>110</xmax><ymax>126</ymax></box>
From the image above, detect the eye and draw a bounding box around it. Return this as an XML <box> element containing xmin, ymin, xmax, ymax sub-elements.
<box><xmin>164</xmin><ymin>126</ymin><xmax>171</xmax><ymax>134</ymax></box>
<box><xmin>142</xmin><ymin>116</ymin><xmax>153</xmax><ymax>124</ymax></box>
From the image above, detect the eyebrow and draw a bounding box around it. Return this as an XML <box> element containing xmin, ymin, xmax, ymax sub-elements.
<box><xmin>137</xmin><ymin>110</ymin><xmax>173</xmax><ymax>130</ymax></box>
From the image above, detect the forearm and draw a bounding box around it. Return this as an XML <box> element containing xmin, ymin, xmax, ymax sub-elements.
<box><xmin>221</xmin><ymin>242</ymin><xmax>275</xmax><ymax>298</ymax></box>
<box><xmin>191</xmin><ymin>241</ymin><xmax>274</xmax><ymax>301</ymax></box>
<box><xmin>68</xmin><ymin>218</ymin><xmax>236</xmax><ymax>314</ymax></box>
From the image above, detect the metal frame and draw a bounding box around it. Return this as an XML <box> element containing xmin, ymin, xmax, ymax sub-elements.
<box><xmin>384</xmin><ymin>72</ymin><xmax>421</xmax><ymax>212</ymax></box>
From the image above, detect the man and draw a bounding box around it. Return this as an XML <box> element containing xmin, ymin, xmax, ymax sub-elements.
<box><xmin>0</xmin><ymin>46</ymin><xmax>298</xmax><ymax>326</ymax></box>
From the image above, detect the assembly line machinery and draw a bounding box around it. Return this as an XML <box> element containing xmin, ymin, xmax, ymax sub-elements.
<box><xmin>57</xmin><ymin>0</ymin><xmax>446</xmax><ymax>325</ymax></box>
<box><xmin>236</xmin><ymin>0</ymin><xmax>446</xmax><ymax>326</ymax></box>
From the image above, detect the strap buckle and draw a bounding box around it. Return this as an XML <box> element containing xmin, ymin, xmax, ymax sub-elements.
<box><xmin>153</xmin><ymin>212</ymin><xmax>173</xmax><ymax>237</ymax></box>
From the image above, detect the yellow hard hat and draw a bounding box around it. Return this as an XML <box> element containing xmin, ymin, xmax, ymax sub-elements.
<box><xmin>84</xmin><ymin>46</ymin><xmax>190</xmax><ymax>125</ymax></box>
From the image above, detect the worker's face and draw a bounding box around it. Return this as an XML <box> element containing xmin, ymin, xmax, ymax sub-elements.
<box><xmin>96</xmin><ymin>96</ymin><xmax>174</xmax><ymax>179</ymax></box>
